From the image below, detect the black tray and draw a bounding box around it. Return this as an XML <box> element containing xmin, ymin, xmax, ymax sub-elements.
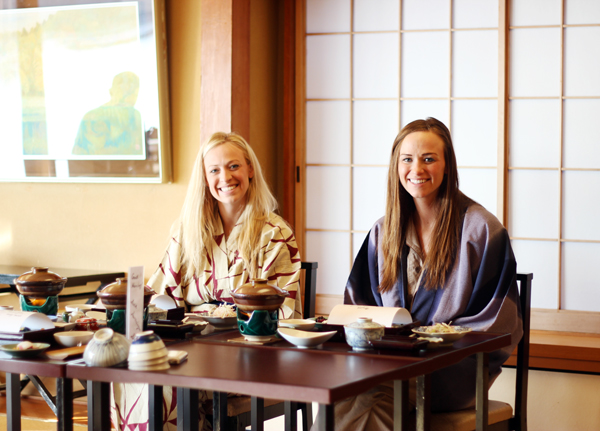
<box><xmin>0</xmin><ymin>327</ymin><xmax>58</xmax><ymax>343</ymax></box>
<box><xmin>368</xmin><ymin>335</ymin><xmax>429</xmax><ymax>352</ymax></box>
<box><xmin>147</xmin><ymin>322</ymin><xmax>196</xmax><ymax>339</ymax></box>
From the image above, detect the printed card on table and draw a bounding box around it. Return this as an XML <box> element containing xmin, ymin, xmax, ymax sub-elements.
<box><xmin>126</xmin><ymin>266</ymin><xmax>145</xmax><ymax>341</ymax></box>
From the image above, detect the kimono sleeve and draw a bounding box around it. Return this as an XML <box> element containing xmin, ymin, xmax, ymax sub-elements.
<box><xmin>259</xmin><ymin>216</ymin><xmax>302</xmax><ymax>319</ymax></box>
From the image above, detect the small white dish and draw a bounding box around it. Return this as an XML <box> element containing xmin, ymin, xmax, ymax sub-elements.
<box><xmin>277</xmin><ymin>328</ymin><xmax>337</xmax><ymax>349</ymax></box>
<box><xmin>278</xmin><ymin>319</ymin><xmax>316</xmax><ymax>331</ymax></box>
<box><xmin>150</xmin><ymin>294</ymin><xmax>178</xmax><ymax>310</ymax></box>
<box><xmin>54</xmin><ymin>331</ymin><xmax>94</xmax><ymax>347</ymax></box>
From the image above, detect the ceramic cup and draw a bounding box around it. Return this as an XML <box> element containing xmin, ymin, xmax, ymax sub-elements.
<box><xmin>343</xmin><ymin>317</ymin><xmax>385</xmax><ymax>351</ymax></box>
<box><xmin>83</xmin><ymin>328</ymin><xmax>130</xmax><ymax>367</ymax></box>
<box><xmin>129</xmin><ymin>331</ymin><xmax>165</xmax><ymax>354</ymax></box>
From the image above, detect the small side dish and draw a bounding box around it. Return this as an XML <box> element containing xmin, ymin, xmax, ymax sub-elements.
<box><xmin>0</xmin><ymin>342</ymin><xmax>51</xmax><ymax>358</ymax></box>
<box><xmin>412</xmin><ymin>324</ymin><xmax>472</xmax><ymax>346</ymax></box>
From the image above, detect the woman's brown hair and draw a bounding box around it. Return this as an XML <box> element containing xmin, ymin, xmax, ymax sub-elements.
<box><xmin>379</xmin><ymin>117</ymin><xmax>467</xmax><ymax>292</ymax></box>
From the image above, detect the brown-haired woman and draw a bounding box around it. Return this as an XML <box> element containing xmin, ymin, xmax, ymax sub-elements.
<box><xmin>317</xmin><ymin>118</ymin><xmax>522</xmax><ymax>430</ymax></box>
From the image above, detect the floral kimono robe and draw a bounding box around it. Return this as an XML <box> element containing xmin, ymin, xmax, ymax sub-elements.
<box><xmin>111</xmin><ymin>212</ymin><xmax>302</xmax><ymax>431</ymax></box>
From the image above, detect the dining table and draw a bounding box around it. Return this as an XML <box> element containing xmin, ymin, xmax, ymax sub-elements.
<box><xmin>0</xmin><ymin>355</ymin><xmax>73</xmax><ymax>431</ymax></box>
<box><xmin>65</xmin><ymin>327</ymin><xmax>511</xmax><ymax>431</ymax></box>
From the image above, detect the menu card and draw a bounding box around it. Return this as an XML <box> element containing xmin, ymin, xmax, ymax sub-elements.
<box><xmin>0</xmin><ymin>310</ymin><xmax>55</xmax><ymax>334</ymax></box>
<box><xmin>326</xmin><ymin>304</ymin><xmax>412</xmax><ymax>327</ymax></box>
<box><xmin>126</xmin><ymin>265</ymin><xmax>145</xmax><ymax>340</ymax></box>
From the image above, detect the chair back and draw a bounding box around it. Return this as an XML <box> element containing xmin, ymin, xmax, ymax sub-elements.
<box><xmin>301</xmin><ymin>261</ymin><xmax>318</xmax><ymax>318</ymax></box>
<box><xmin>513</xmin><ymin>272</ymin><xmax>533</xmax><ymax>431</ymax></box>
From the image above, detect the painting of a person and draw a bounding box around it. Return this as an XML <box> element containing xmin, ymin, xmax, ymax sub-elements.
<box><xmin>72</xmin><ymin>71</ymin><xmax>144</xmax><ymax>156</ymax></box>
<box><xmin>312</xmin><ymin>117</ymin><xmax>523</xmax><ymax>430</ymax></box>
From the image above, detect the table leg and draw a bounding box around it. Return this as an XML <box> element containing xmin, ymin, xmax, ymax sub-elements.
<box><xmin>394</xmin><ymin>380</ymin><xmax>409</xmax><ymax>431</ymax></box>
<box><xmin>476</xmin><ymin>352</ymin><xmax>490</xmax><ymax>431</ymax></box>
<box><xmin>56</xmin><ymin>377</ymin><xmax>73</xmax><ymax>431</ymax></box>
<box><xmin>316</xmin><ymin>404</ymin><xmax>334</xmax><ymax>431</ymax></box>
<box><xmin>87</xmin><ymin>380</ymin><xmax>111</xmax><ymax>431</ymax></box>
<box><xmin>415</xmin><ymin>374</ymin><xmax>431</xmax><ymax>431</ymax></box>
<box><xmin>6</xmin><ymin>372</ymin><xmax>21</xmax><ymax>431</ymax></box>
<box><xmin>251</xmin><ymin>396</ymin><xmax>264</xmax><ymax>431</ymax></box>
<box><xmin>212</xmin><ymin>391</ymin><xmax>228</xmax><ymax>431</ymax></box>
<box><xmin>148</xmin><ymin>385</ymin><xmax>163</xmax><ymax>431</ymax></box>
<box><xmin>177</xmin><ymin>387</ymin><xmax>199</xmax><ymax>431</ymax></box>
<box><xmin>284</xmin><ymin>401</ymin><xmax>298</xmax><ymax>431</ymax></box>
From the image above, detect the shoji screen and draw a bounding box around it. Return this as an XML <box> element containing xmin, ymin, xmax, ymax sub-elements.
<box><xmin>303</xmin><ymin>0</ymin><xmax>500</xmax><ymax>313</ymax></box>
<box><xmin>508</xmin><ymin>1</ymin><xmax>600</xmax><ymax>314</ymax></box>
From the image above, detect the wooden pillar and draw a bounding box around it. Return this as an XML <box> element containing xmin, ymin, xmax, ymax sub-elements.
<box><xmin>199</xmin><ymin>0</ymin><xmax>250</xmax><ymax>145</ymax></box>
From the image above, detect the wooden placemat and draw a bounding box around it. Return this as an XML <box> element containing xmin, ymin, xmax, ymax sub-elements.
<box><xmin>227</xmin><ymin>336</ymin><xmax>279</xmax><ymax>346</ymax></box>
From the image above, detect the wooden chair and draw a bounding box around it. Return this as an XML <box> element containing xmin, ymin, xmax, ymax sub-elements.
<box><xmin>212</xmin><ymin>261</ymin><xmax>318</xmax><ymax>431</ymax></box>
<box><xmin>426</xmin><ymin>272</ymin><xmax>533</xmax><ymax>431</ymax></box>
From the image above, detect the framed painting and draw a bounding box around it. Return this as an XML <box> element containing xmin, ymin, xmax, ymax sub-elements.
<box><xmin>0</xmin><ymin>0</ymin><xmax>172</xmax><ymax>183</ymax></box>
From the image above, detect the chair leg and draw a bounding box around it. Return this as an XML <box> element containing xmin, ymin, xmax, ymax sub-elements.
<box><xmin>300</xmin><ymin>402</ymin><xmax>313</xmax><ymax>431</ymax></box>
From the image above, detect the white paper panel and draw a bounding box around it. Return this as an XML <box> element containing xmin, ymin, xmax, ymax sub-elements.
<box><xmin>401</xmin><ymin>100</ymin><xmax>449</xmax><ymax>129</ymax></box>
<box><xmin>565</xmin><ymin>0</ymin><xmax>600</xmax><ymax>25</ymax></box>
<box><xmin>306</xmin><ymin>166</ymin><xmax>351</xmax><ymax>230</ymax></box>
<box><xmin>509</xmin><ymin>99</ymin><xmax>561</xmax><ymax>168</ymax></box>
<box><xmin>402</xmin><ymin>0</ymin><xmax>449</xmax><ymax>30</ymax></box>
<box><xmin>306</xmin><ymin>101</ymin><xmax>351</xmax><ymax>165</ymax></box>
<box><xmin>353</xmin><ymin>101</ymin><xmax>399</xmax><ymax>165</ymax></box>
<box><xmin>452</xmin><ymin>30</ymin><xmax>498</xmax><ymax>97</ymax></box>
<box><xmin>401</xmin><ymin>31</ymin><xmax>450</xmax><ymax>98</ymax></box>
<box><xmin>353</xmin><ymin>33</ymin><xmax>399</xmax><ymax>98</ymax></box>
<box><xmin>306</xmin><ymin>35</ymin><xmax>350</xmax><ymax>99</ymax></box>
<box><xmin>564</xmin><ymin>27</ymin><xmax>600</xmax><ymax>97</ymax></box>
<box><xmin>562</xmin><ymin>242</ymin><xmax>600</xmax><ymax>312</ymax></box>
<box><xmin>354</xmin><ymin>0</ymin><xmax>399</xmax><ymax>31</ymax></box>
<box><xmin>563</xmin><ymin>99</ymin><xmax>600</xmax><ymax>169</ymax></box>
<box><xmin>458</xmin><ymin>168</ymin><xmax>497</xmax><ymax>217</ymax></box>
<box><xmin>509</xmin><ymin>28</ymin><xmax>561</xmax><ymax>97</ymax></box>
<box><xmin>511</xmin><ymin>239</ymin><xmax>559</xmax><ymax>309</ymax></box>
<box><xmin>352</xmin><ymin>167</ymin><xmax>388</xmax><ymax>231</ymax></box>
<box><xmin>306</xmin><ymin>0</ymin><xmax>350</xmax><ymax>33</ymax></box>
<box><xmin>451</xmin><ymin>100</ymin><xmax>498</xmax><ymax>167</ymax></box>
<box><xmin>453</xmin><ymin>0</ymin><xmax>498</xmax><ymax>29</ymax></box>
<box><xmin>562</xmin><ymin>171</ymin><xmax>600</xmax><ymax>241</ymax></box>
<box><xmin>353</xmin><ymin>232</ymin><xmax>368</xmax><ymax>261</ymax></box>
<box><xmin>306</xmin><ymin>231</ymin><xmax>351</xmax><ymax>295</ymax></box>
<box><xmin>508</xmin><ymin>170</ymin><xmax>559</xmax><ymax>239</ymax></box>
<box><xmin>510</xmin><ymin>0</ymin><xmax>562</xmax><ymax>26</ymax></box>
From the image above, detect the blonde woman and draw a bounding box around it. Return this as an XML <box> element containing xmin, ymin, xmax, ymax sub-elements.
<box><xmin>315</xmin><ymin>118</ymin><xmax>522</xmax><ymax>430</ymax></box>
<box><xmin>112</xmin><ymin>132</ymin><xmax>302</xmax><ymax>430</ymax></box>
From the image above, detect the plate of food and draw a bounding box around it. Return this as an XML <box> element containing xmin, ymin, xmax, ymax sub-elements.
<box><xmin>0</xmin><ymin>341</ymin><xmax>51</xmax><ymax>358</ymax></box>
<box><xmin>202</xmin><ymin>304</ymin><xmax>238</xmax><ymax>329</ymax></box>
<box><xmin>412</xmin><ymin>323</ymin><xmax>472</xmax><ymax>346</ymax></box>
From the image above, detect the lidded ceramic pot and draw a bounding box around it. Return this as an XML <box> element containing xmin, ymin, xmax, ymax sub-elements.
<box><xmin>344</xmin><ymin>317</ymin><xmax>385</xmax><ymax>351</ymax></box>
<box><xmin>14</xmin><ymin>267</ymin><xmax>67</xmax><ymax>299</ymax></box>
<box><xmin>231</xmin><ymin>279</ymin><xmax>289</xmax><ymax>311</ymax></box>
<box><xmin>97</xmin><ymin>277</ymin><xmax>155</xmax><ymax>310</ymax></box>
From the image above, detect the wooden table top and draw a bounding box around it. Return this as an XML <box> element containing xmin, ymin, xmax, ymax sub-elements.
<box><xmin>66</xmin><ymin>330</ymin><xmax>511</xmax><ymax>405</ymax></box>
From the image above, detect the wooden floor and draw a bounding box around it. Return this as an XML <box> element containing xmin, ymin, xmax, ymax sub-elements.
<box><xmin>0</xmin><ymin>394</ymin><xmax>89</xmax><ymax>430</ymax></box>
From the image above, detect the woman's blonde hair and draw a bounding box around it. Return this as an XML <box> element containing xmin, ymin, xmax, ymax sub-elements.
<box><xmin>178</xmin><ymin>132</ymin><xmax>277</xmax><ymax>283</ymax></box>
<box><xmin>379</xmin><ymin>118</ymin><xmax>469</xmax><ymax>292</ymax></box>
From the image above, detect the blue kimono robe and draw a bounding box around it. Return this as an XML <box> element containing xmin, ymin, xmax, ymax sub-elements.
<box><xmin>344</xmin><ymin>199</ymin><xmax>523</xmax><ymax>412</ymax></box>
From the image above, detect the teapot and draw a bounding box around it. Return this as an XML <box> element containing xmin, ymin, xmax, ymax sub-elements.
<box><xmin>231</xmin><ymin>279</ymin><xmax>289</xmax><ymax>311</ymax></box>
